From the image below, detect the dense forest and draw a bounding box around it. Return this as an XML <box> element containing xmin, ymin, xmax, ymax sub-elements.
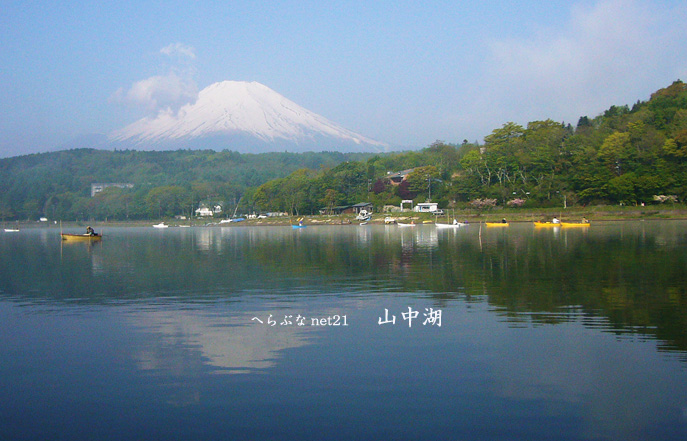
<box><xmin>1</xmin><ymin>80</ymin><xmax>686</xmax><ymax>221</ymax></box>
<box><xmin>253</xmin><ymin>80</ymin><xmax>687</xmax><ymax>215</ymax></box>
<box><xmin>0</xmin><ymin>150</ymin><xmax>371</xmax><ymax>221</ymax></box>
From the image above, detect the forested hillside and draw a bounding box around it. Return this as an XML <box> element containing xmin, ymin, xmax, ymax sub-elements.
<box><xmin>0</xmin><ymin>149</ymin><xmax>370</xmax><ymax>220</ymax></box>
<box><xmin>252</xmin><ymin>80</ymin><xmax>687</xmax><ymax>214</ymax></box>
<box><xmin>1</xmin><ymin>81</ymin><xmax>686</xmax><ymax>221</ymax></box>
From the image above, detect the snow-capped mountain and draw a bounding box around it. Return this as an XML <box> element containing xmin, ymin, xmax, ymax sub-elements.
<box><xmin>109</xmin><ymin>81</ymin><xmax>387</xmax><ymax>153</ymax></box>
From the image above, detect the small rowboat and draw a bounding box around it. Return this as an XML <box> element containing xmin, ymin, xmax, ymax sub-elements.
<box><xmin>435</xmin><ymin>222</ymin><xmax>467</xmax><ymax>229</ymax></box>
<box><xmin>485</xmin><ymin>222</ymin><xmax>509</xmax><ymax>227</ymax></box>
<box><xmin>561</xmin><ymin>222</ymin><xmax>590</xmax><ymax>228</ymax></box>
<box><xmin>397</xmin><ymin>223</ymin><xmax>416</xmax><ymax>227</ymax></box>
<box><xmin>61</xmin><ymin>233</ymin><xmax>102</xmax><ymax>242</ymax></box>
<box><xmin>153</xmin><ymin>222</ymin><xmax>169</xmax><ymax>228</ymax></box>
<box><xmin>292</xmin><ymin>224</ymin><xmax>307</xmax><ymax>229</ymax></box>
<box><xmin>533</xmin><ymin>222</ymin><xmax>560</xmax><ymax>227</ymax></box>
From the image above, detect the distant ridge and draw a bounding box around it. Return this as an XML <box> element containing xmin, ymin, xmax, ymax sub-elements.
<box><xmin>109</xmin><ymin>81</ymin><xmax>387</xmax><ymax>153</ymax></box>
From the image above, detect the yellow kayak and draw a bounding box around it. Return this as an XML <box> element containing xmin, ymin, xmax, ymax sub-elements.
<box><xmin>61</xmin><ymin>233</ymin><xmax>103</xmax><ymax>242</ymax></box>
<box><xmin>534</xmin><ymin>222</ymin><xmax>560</xmax><ymax>227</ymax></box>
<box><xmin>485</xmin><ymin>222</ymin><xmax>509</xmax><ymax>227</ymax></box>
<box><xmin>561</xmin><ymin>222</ymin><xmax>590</xmax><ymax>228</ymax></box>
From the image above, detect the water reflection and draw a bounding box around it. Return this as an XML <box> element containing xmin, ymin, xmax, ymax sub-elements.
<box><xmin>483</xmin><ymin>322</ymin><xmax>686</xmax><ymax>440</ymax></box>
<box><xmin>2</xmin><ymin>223</ymin><xmax>687</xmax><ymax>440</ymax></box>
<box><xmin>2</xmin><ymin>223</ymin><xmax>687</xmax><ymax>356</ymax></box>
<box><xmin>196</xmin><ymin>227</ymin><xmax>213</xmax><ymax>251</ymax></box>
<box><xmin>129</xmin><ymin>308</ymin><xmax>313</xmax><ymax>374</ymax></box>
<box><xmin>405</xmin><ymin>225</ymin><xmax>438</xmax><ymax>249</ymax></box>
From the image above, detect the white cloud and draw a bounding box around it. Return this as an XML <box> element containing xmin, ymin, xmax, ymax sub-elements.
<box><xmin>111</xmin><ymin>72</ymin><xmax>198</xmax><ymax>113</ymax></box>
<box><xmin>111</xmin><ymin>43</ymin><xmax>199</xmax><ymax>114</ymax></box>
<box><xmin>160</xmin><ymin>43</ymin><xmax>196</xmax><ymax>60</ymax></box>
<box><xmin>462</xmin><ymin>0</ymin><xmax>687</xmax><ymax>135</ymax></box>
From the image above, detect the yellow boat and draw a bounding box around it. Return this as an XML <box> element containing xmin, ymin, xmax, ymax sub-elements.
<box><xmin>560</xmin><ymin>222</ymin><xmax>590</xmax><ymax>228</ymax></box>
<box><xmin>485</xmin><ymin>222</ymin><xmax>509</xmax><ymax>227</ymax></box>
<box><xmin>533</xmin><ymin>221</ymin><xmax>560</xmax><ymax>227</ymax></box>
<box><xmin>61</xmin><ymin>233</ymin><xmax>103</xmax><ymax>242</ymax></box>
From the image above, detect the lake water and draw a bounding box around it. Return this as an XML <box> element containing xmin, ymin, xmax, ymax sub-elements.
<box><xmin>1</xmin><ymin>222</ymin><xmax>686</xmax><ymax>440</ymax></box>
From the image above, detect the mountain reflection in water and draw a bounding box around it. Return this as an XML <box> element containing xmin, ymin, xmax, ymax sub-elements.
<box><xmin>1</xmin><ymin>222</ymin><xmax>686</xmax><ymax>440</ymax></box>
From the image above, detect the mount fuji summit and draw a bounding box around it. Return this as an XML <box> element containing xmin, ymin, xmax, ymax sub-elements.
<box><xmin>109</xmin><ymin>81</ymin><xmax>387</xmax><ymax>153</ymax></box>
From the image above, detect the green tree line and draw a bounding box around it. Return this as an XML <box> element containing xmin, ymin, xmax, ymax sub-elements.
<box><xmin>0</xmin><ymin>149</ymin><xmax>370</xmax><ymax>221</ymax></box>
<box><xmin>252</xmin><ymin>80</ymin><xmax>687</xmax><ymax>213</ymax></box>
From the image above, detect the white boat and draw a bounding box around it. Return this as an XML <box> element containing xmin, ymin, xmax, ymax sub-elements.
<box><xmin>3</xmin><ymin>222</ymin><xmax>20</xmax><ymax>232</ymax></box>
<box><xmin>356</xmin><ymin>209</ymin><xmax>372</xmax><ymax>221</ymax></box>
<box><xmin>435</xmin><ymin>222</ymin><xmax>467</xmax><ymax>229</ymax></box>
<box><xmin>435</xmin><ymin>211</ymin><xmax>467</xmax><ymax>229</ymax></box>
<box><xmin>397</xmin><ymin>222</ymin><xmax>416</xmax><ymax>227</ymax></box>
<box><xmin>153</xmin><ymin>222</ymin><xmax>169</xmax><ymax>228</ymax></box>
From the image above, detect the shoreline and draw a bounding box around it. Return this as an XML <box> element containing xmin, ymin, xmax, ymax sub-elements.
<box><xmin>8</xmin><ymin>205</ymin><xmax>687</xmax><ymax>229</ymax></box>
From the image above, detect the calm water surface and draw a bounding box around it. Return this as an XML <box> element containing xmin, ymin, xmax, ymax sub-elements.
<box><xmin>1</xmin><ymin>221</ymin><xmax>687</xmax><ymax>440</ymax></box>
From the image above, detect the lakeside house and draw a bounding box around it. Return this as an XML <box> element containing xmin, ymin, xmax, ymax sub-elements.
<box><xmin>320</xmin><ymin>202</ymin><xmax>373</xmax><ymax>215</ymax></box>
<box><xmin>351</xmin><ymin>202</ymin><xmax>373</xmax><ymax>214</ymax></box>
<box><xmin>195</xmin><ymin>205</ymin><xmax>223</xmax><ymax>217</ymax></box>
<box><xmin>196</xmin><ymin>207</ymin><xmax>213</xmax><ymax>217</ymax></box>
<box><xmin>386</xmin><ymin>169</ymin><xmax>415</xmax><ymax>186</ymax></box>
<box><xmin>413</xmin><ymin>202</ymin><xmax>439</xmax><ymax>213</ymax></box>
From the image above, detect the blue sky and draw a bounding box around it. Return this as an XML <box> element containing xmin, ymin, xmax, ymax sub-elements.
<box><xmin>1</xmin><ymin>0</ymin><xmax>686</xmax><ymax>157</ymax></box>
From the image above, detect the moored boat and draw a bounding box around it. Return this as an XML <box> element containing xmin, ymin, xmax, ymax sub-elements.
<box><xmin>486</xmin><ymin>222</ymin><xmax>509</xmax><ymax>227</ymax></box>
<box><xmin>561</xmin><ymin>222</ymin><xmax>590</xmax><ymax>228</ymax></box>
<box><xmin>61</xmin><ymin>233</ymin><xmax>102</xmax><ymax>242</ymax></box>
<box><xmin>435</xmin><ymin>222</ymin><xmax>467</xmax><ymax>229</ymax></box>
<box><xmin>3</xmin><ymin>222</ymin><xmax>20</xmax><ymax>232</ymax></box>
<box><xmin>533</xmin><ymin>221</ymin><xmax>560</xmax><ymax>227</ymax></box>
<box><xmin>356</xmin><ymin>210</ymin><xmax>371</xmax><ymax>222</ymax></box>
<box><xmin>153</xmin><ymin>222</ymin><xmax>169</xmax><ymax>228</ymax></box>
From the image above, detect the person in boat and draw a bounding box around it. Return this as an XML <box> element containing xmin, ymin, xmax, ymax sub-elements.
<box><xmin>582</xmin><ymin>217</ymin><xmax>589</xmax><ymax>223</ymax></box>
<box><xmin>453</xmin><ymin>219</ymin><xmax>458</xmax><ymax>225</ymax></box>
<box><xmin>552</xmin><ymin>217</ymin><xmax>560</xmax><ymax>224</ymax></box>
<box><xmin>86</xmin><ymin>226</ymin><xmax>95</xmax><ymax>236</ymax></box>
<box><xmin>501</xmin><ymin>218</ymin><xmax>507</xmax><ymax>224</ymax></box>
